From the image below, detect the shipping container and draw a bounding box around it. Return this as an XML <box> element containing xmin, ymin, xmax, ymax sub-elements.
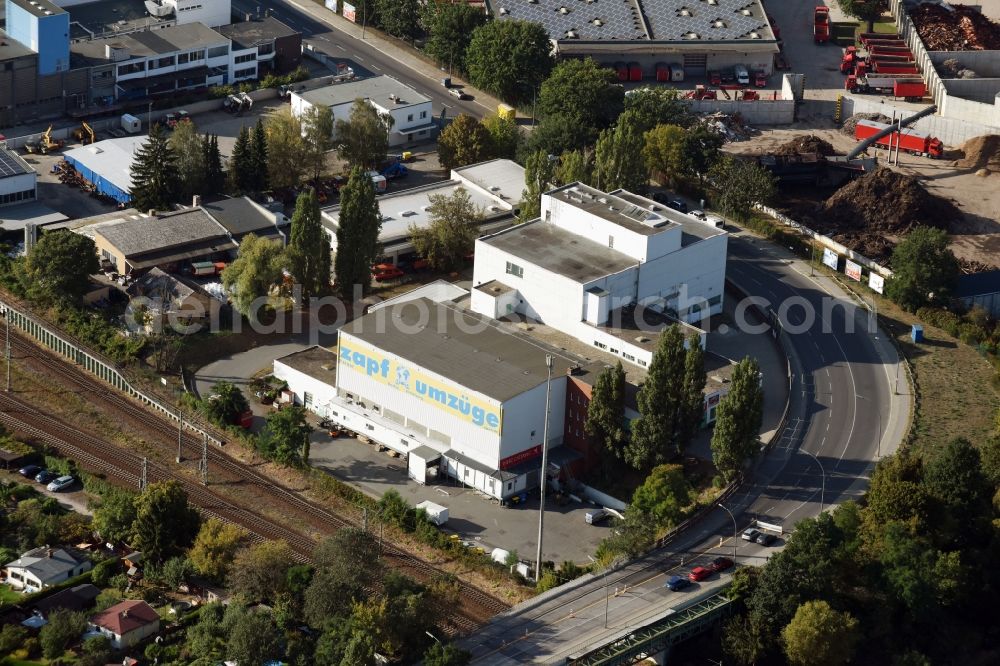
<box><xmin>416</xmin><ymin>500</ymin><xmax>449</xmax><ymax>526</ymax></box>
<box><xmin>854</xmin><ymin>119</ymin><xmax>944</xmax><ymax>158</ymax></box>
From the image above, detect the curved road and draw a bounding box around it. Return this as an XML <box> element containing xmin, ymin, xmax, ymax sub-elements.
<box><xmin>459</xmin><ymin>230</ymin><xmax>910</xmax><ymax>664</ymax></box>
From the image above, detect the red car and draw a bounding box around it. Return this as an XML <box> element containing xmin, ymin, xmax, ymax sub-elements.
<box><xmin>709</xmin><ymin>71</ymin><xmax>722</xmax><ymax>85</ymax></box>
<box><xmin>710</xmin><ymin>557</ymin><xmax>734</xmax><ymax>573</ymax></box>
<box><xmin>688</xmin><ymin>566</ymin><xmax>712</xmax><ymax>582</ymax></box>
<box><xmin>372</xmin><ymin>265</ymin><xmax>404</xmax><ymax>282</ymax></box>
<box><xmin>754</xmin><ymin>71</ymin><xmax>768</xmax><ymax>88</ymax></box>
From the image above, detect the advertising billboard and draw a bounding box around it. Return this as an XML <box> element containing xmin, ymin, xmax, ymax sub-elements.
<box><xmin>822</xmin><ymin>247</ymin><xmax>839</xmax><ymax>270</ymax></box>
<box><xmin>337</xmin><ymin>337</ymin><xmax>502</xmax><ymax>434</ymax></box>
<box><xmin>343</xmin><ymin>1</ymin><xmax>356</xmax><ymax>22</ymax></box>
<box><xmin>869</xmin><ymin>272</ymin><xmax>885</xmax><ymax>294</ymax></box>
<box><xmin>324</xmin><ymin>0</ymin><xmax>336</xmax><ymax>10</ymax></box>
<box><xmin>845</xmin><ymin>259</ymin><xmax>862</xmax><ymax>282</ymax></box>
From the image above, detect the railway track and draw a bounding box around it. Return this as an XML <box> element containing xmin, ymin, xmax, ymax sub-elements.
<box><xmin>6</xmin><ymin>333</ymin><xmax>511</xmax><ymax>623</ymax></box>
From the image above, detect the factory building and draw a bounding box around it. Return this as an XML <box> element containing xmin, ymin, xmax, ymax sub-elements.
<box><xmin>0</xmin><ymin>146</ymin><xmax>37</xmax><ymax>207</ymax></box>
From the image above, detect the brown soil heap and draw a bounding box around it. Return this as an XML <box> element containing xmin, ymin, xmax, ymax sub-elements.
<box><xmin>909</xmin><ymin>4</ymin><xmax>1000</xmax><ymax>51</ymax></box>
<box><xmin>957</xmin><ymin>134</ymin><xmax>1000</xmax><ymax>172</ymax></box>
<box><xmin>842</xmin><ymin>113</ymin><xmax>891</xmax><ymax>136</ymax></box>
<box><xmin>814</xmin><ymin>168</ymin><xmax>961</xmax><ymax>258</ymax></box>
<box><xmin>772</xmin><ymin>135</ymin><xmax>837</xmax><ymax>156</ymax></box>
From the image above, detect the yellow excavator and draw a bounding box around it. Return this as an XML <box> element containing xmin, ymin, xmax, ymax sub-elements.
<box><xmin>72</xmin><ymin>121</ymin><xmax>95</xmax><ymax>145</ymax></box>
<box><xmin>39</xmin><ymin>125</ymin><xmax>65</xmax><ymax>154</ymax></box>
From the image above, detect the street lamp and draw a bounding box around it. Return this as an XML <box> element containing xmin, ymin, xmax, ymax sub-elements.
<box><xmin>534</xmin><ymin>354</ymin><xmax>554</xmax><ymax>583</ymax></box>
<box><xmin>161</xmin><ymin>376</ymin><xmax>184</xmax><ymax>463</ymax></box>
<box><xmin>802</xmin><ymin>449</ymin><xmax>826</xmax><ymax>513</ymax></box>
<box><xmin>717</xmin><ymin>503</ymin><xmax>737</xmax><ymax>560</ymax></box>
<box><xmin>425</xmin><ymin>631</ymin><xmax>441</xmax><ymax>645</ymax></box>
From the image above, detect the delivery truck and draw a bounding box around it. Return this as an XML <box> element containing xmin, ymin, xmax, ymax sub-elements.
<box><xmin>854</xmin><ymin>119</ymin><xmax>944</xmax><ymax>158</ymax></box>
<box><xmin>845</xmin><ymin>74</ymin><xmax>926</xmax><ymax>101</ymax></box>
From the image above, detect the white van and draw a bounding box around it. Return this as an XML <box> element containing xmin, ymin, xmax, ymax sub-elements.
<box><xmin>734</xmin><ymin>65</ymin><xmax>750</xmax><ymax>85</ymax></box>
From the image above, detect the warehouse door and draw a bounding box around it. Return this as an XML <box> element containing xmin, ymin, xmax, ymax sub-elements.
<box><xmin>684</xmin><ymin>54</ymin><xmax>708</xmax><ymax>77</ymax></box>
<box><xmin>526</xmin><ymin>469</ymin><xmax>539</xmax><ymax>490</ymax></box>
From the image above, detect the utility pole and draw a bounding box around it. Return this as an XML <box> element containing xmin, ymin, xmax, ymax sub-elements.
<box><xmin>534</xmin><ymin>354</ymin><xmax>554</xmax><ymax>583</ymax></box>
<box><xmin>140</xmin><ymin>457</ymin><xmax>148</xmax><ymax>491</ymax></box>
<box><xmin>200</xmin><ymin>432</ymin><xmax>208</xmax><ymax>485</ymax></box>
<box><xmin>176</xmin><ymin>401</ymin><xmax>183</xmax><ymax>464</ymax></box>
<box><xmin>5</xmin><ymin>312</ymin><xmax>10</xmax><ymax>393</ymax></box>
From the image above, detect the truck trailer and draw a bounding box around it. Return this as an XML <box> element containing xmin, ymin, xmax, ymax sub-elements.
<box><xmin>854</xmin><ymin>120</ymin><xmax>944</xmax><ymax>158</ymax></box>
<box><xmin>846</xmin><ymin>74</ymin><xmax>926</xmax><ymax>100</ymax></box>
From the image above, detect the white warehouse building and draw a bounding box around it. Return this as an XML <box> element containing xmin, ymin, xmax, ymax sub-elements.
<box><xmin>471</xmin><ymin>184</ymin><xmax>728</xmax><ymax>369</ymax></box>
<box><xmin>290</xmin><ymin>75</ymin><xmax>436</xmax><ymax>147</ymax></box>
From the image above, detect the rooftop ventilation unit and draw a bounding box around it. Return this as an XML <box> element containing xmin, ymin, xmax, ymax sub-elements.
<box><xmin>750</xmin><ymin>31</ymin><xmax>761</xmax><ymax>39</ymax></box>
<box><xmin>499</xmin><ymin>7</ymin><xmax>508</xmax><ymax>15</ymax></box>
<box><xmin>489</xmin><ymin>185</ymin><xmax>500</xmax><ymax>191</ymax></box>
<box><xmin>559</xmin><ymin>7</ymin><xmax>570</xmax><ymax>15</ymax></box>
<box><xmin>742</xmin><ymin>9</ymin><xmax>752</xmax><ymax>16</ymax></box>
<box><xmin>713</xmin><ymin>20</ymin><xmax>726</xmax><ymax>28</ymax></box>
<box><xmin>708</xmin><ymin>0</ymin><xmax>718</xmax><ymax>4</ymax></box>
<box><xmin>680</xmin><ymin>9</ymin><xmax>692</xmax><ymax>17</ymax></box>
<box><xmin>566</xmin><ymin>30</ymin><xmax>578</xmax><ymax>39</ymax></box>
<box><xmin>593</xmin><ymin>19</ymin><xmax>603</xmax><ymax>26</ymax></box>
<box><xmin>685</xmin><ymin>32</ymin><xmax>700</xmax><ymax>39</ymax></box>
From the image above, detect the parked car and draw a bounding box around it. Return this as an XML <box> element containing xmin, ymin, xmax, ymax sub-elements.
<box><xmin>688</xmin><ymin>210</ymin><xmax>707</xmax><ymax>220</ymax></box>
<box><xmin>666</xmin><ymin>198</ymin><xmax>688</xmax><ymax>213</ymax></box>
<box><xmin>372</xmin><ymin>265</ymin><xmax>405</xmax><ymax>282</ymax></box>
<box><xmin>665</xmin><ymin>575</ymin><xmax>692</xmax><ymax>591</ymax></box>
<box><xmin>47</xmin><ymin>475</ymin><xmax>75</xmax><ymax>492</ymax></box>
<box><xmin>741</xmin><ymin>528</ymin><xmax>761</xmax><ymax>542</ymax></box>
<box><xmin>585</xmin><ymin>508</ymin><xmax>609</xmax><ymax>525</ymax></box>
<box><xmin>448</xmin><ymin>88</ymin><xmax>470</xmax><ymax>100</ymax></box>
<box><xmin>688</xmin><ymin>566</ymin><xmax>712</xmax><ymax>582</ymax></box>
<box><xmin>705</xmin><ymin>214</ymin><xmax>726</xmax><ymax>228</ymax></box>
<box><xmin>711</xmin><ymin>556</ymin><xmax>735</xmax><ymax>573</ymax></box>
<box><xmin>755</xmin><ymin>532</ymin><xmax>778</xmax><ymax>546</ymax></box>
<box><xmin>34</xmin><ymin>470</ymin><xmax>59</xmax><ymax>484</ymax></box>
<box><xmin>18</xmin><ymin>464</ymin><xmax>42</xmax><ymax>479</ymax></box>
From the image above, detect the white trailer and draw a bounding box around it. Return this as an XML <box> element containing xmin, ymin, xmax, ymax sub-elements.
<box><xmin>120</xmin><ymin>114</ymin><xmax>141</xmax><ymax>134</ymax></box>
<box><xmin>415</xmin><ymin>500</ymin><xmax>448</xmax><ymax>526</ymax></box>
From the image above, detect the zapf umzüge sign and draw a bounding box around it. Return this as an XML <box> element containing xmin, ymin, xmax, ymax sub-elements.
<box><xmin>338</xmin><ymin>340</ymin><xmax>502</xmax><ymax>433</ymax></box>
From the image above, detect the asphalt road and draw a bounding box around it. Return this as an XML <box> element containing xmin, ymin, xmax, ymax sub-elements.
<box><xmin>234</xmin><ymin>0</ymin><xmax>498</xmax><ymax>120</ymax></box>
<box><xmin>459</xmin><ymin>230</ymin><xmax>910</xmax><ymax>664</ymax></box>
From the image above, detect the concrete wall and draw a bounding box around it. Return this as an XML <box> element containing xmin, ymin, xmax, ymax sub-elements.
<box><xmin>929</xmin><ymin>50</ymin><xmax>1000</xmax><ymax>78</ymax></box>
<box><xmin>684</xmin><ymin>98</ymin><xmax>795</xmax><ymax>124</ymax></box>
<box><xmin>942</xmin><ymin>78</ymin><xmax>1000</xmax><ymax>104</ymax></box>
<box><xmin>842</xmin><ymin>94</ymin><xmax>997</xmax><ymax>147</ymax></box>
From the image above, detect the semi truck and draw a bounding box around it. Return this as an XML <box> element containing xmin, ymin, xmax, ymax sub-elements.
<box><xmin>854</xmin><ymin>119</ymin><xmax>944</xmax><ymax>158</ymax></box>
<box><xmin>846</xmin><ymin>74</ymin><xmax>926</xmax><ymax>100</ymax></box>
<box><xmin>814</xmin><ymin>7</ymin><xmax>830</xmax><ymax>43</ymax></box>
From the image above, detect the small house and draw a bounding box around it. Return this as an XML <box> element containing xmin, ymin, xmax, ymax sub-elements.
<box><xmin>3</xmin><ymin>547</ymin><xmax>92</xmax><ymax>593</ymax></box>
<box><xmin>89</xmin><ymin>599</ymin><xmax>160</xmax><ymax>650</ymax></box>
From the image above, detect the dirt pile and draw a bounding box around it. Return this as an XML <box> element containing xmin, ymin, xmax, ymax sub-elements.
<box><xmin>842</xmin><ymin>113</ymin><xmax>891</xmax><ymax>136</ymax></box>
<box><xmin>909</xmin><ymin>4</ymin><xmax>1000</xmax><ymax>51</ymax></box>
<box><xmin>957</xmin><ymin>134</ymin><xmax>1000</xmax><ymax>172</ymax></box>
<box><xmin>772</xmin><ymin>135</ymin><xmax>837</xmax><ymax>156</ymax></box>
<box><xmin>814</xmin><ymin>167</ymin><xmax>962</xmax><ymax>258</ymax></box>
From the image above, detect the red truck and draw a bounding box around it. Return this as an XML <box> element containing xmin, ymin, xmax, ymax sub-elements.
<box><xmin>869</xmin><ymin>45</ymin><xmax>914</xmax><ymax>59</ymax></box>
<box><xmin>869</xmin><ymin>59</ymin><xmax>919</xmax><ymax>74</ymax></box>
<box><xmin>846</xmin><ymin>74</ymin><xmax>926</xmax><ymax>100</ymax></box>
<box><xmin>814</xmin><ymin>7</ymin><xmax>830</xmax><ymax>43</ymax></box>
<box><xmin>854</xmin><ymin>120</ymin><xmax>944</xmax><ymax>158</ymax></box>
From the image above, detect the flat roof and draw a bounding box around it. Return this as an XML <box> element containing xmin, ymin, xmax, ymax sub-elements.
<box><xmin>276</xmin><ymin>345</ymin><xmax>338</xmax><ymax>380</ymax></box>
<box><xmin>479</xmin><ymin>220</ymin><xmax>636</xmax><ymax>284</ymax></box>
<box><xmin>67</xmin><ymin>0</ymin><xmax>172</xmax><ymax>40</ymax></box>
<box><xmin>71</xmin><ymin>21</ymin><xmax>226</xmax><ymax>61</ymax></box>
<box><xmin>341</xmin><ymin>298</ymin><xmax>580</xmax><ymax>402</ymax></box>
<box><xmin>217</xmin><ymin>16</ymin><xmax>299</xmax><ymax>48</ymax></box>
<box><xmin>613</xmin><ymin>190</ymin><xmax>727</xmax><ymax>245</ymax></box>
<box><xmin>588</xmin><ymin>304</ymin><xmax>705</xmax><ymax>353</ymax></box>
<box><xmin>548</xmin><ymin>183</ymin><xmax>677</xmax><ymax>236</ymax></box>
<box><xmin>0</xmin><ymin>29</ymin><xmax>37</xmax><ymax>62</ymax></box>
<box><xmin>0</xmin><ymin>147</ymin><xmax>33</xmax><ymax>179</ymax></box>
<box><xmin>94</xmin><ymin>208</ymin><xmax>229</xmax><ymax>258</ymax></box>
<box><xmin>453</xmin><ymin>159</ymin><xmax>527</xmax><ymax>205</ymax></box>
<box><xmin>491</xmin><ymin>0</ymin><xmax>775</xmax><ymax>43</ymax></box>
<box><xmin>202</xmin><ymin>197</ymin><xmax>279</xmax><ymax>236</ymax></box>
<box><xmin>367</xmin><ymin>279</ymin><xmax>468</xmax><ymax>312</ymax></box>
<box><xmin>298</xmin><ymin>75</ymin><xmax>430</xmax><ymax>111</ymax></box>
<box><xmin>8</xmin><ymin>0</ymin><xmax>65</xmax><ymax>17</ymax></box>
<box><xmin>63</xmin><ymin>135</ymin><xmax>145</xmax><ymax>196</ymax></box>
<box><xmin>0</xmin><ymin>202</ymin><xmax>66</xmax><ymax>233</ymax></box>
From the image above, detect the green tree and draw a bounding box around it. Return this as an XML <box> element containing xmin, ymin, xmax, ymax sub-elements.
<box><xmin>92</xmin><ymin>486</ymin><xmax>136</xmax><ymax>544</ymax></box>
<box><xmin>334</xmin><ymin>166</ymin><xmax>383</xmax><ymax>299</ymax></box>
<box><xmin>630</xmin><ymin>464</ymin><xmax>693</xmax><ymax>527</ymax></box>
<box><xmin>0</xmin><ymin>624</ymin><xmax>28</xmax><ymax>657</ymax></box>
<box><xmin>643</xmin><ymin>124</ymin><xmax>688</xmax><ymax>185</ymax></box>
<box><xmin>710</xmin><ymin>357</ymin><xmax>764</xmax><ymax>480</ymax></box>
<box><xmin>265</xmin><ymin>109</ymin><xmax>307</xmax><ymax>189</ymax></box>
<box><xmin>221</xmin><ymin>233</ymin><xmax>285</xmax><ymax>320</ymax></box>
<box><xmin>313</xmin><ymin>528</ymin><xmax>384</xmax><ymax>590</ymax></box>
<box><xmin>923</xmin><ymin>437</ymin><xmax>992</xmax><ymax>547</ymax></box>
<box><xmin>226</xmin><ymin>608</ymin><xmax>283</xmax><ymax>666</ymax></box>
<box><xmin>130</xmin><ymin>123</ymin><xmax>180</xmax><ymax>211</ymax></box>
<box><xmin>626</xmin><ymin>326</ymin><xmax>696</xmax><ymax>470</ymax></box>
<box><xmin>375</xmin><ymin>0</ymin><xmax>419</xmax><ymax>39</ymax></box>
<box><xmin>885</xmin><ymin>226</ymin><xmax>959</xmax><ymax>312</ymax></box>
<box><xmin>423</xmin><ymin>1</ymin><xmax>485</xmax><ymax>74</ymax></box>
<box><xmin>252</xmin><ymin>117</ymin><xmax>270</xmax><ymax>192</ymax></box>
<box><xmin>185</xmin><ymin>603</ymin><xmax>226</xmax><ymax>661</ymax></box>
<box><xmin>465</xmin><ymin>20</ymin><xmax>553</xmax><ymax>105</ymax></box>
<box><xmin>302</xmin><ymin>104</ymin><xmax>335</xmax><ymax>182</ymax></box>
<box><xmin>132</xmin><ymin>480</ymin><xmax>200</xmax><ymax>564</ymax></box>
<box><xmin>535</xmin><ymin>58</ymin><xmax>624</xmax><ymax>153</ymax></box>
<box><xmin>710</xmin><ymin>155</ymin><xmax>775</xmax><ymax>221</ymax></box>
<box><xmin>287</xmin><ymin>188</ymin><xmax>331</xmax><ymax>299</ymax></box>
<box><xmin>839</xmin><ymin>0</ymin><xmax>889</xmax><ymax>31</ymax></box>
<box><xmin>39</xmin><ymin>609</ymin><xmax>87</xmax><ymax>659</ymax></box>
<box><xmin>22</xmin><ymin>230</ymin><xmax>100</xmax><ymax>306</ymax></box>
<box><xmin>202</xmin><ymin>381</ymin><xmax>250</xmax><ymax>426</ymax></box>
<box><xmin>423</xmin><ymin>642</ymin><xmax>472</xmax><ymax>666</ymax></box>
<box><xmin>782</xmin><ymin>600</ymin><xmax>860</xmax><ymax>666</ymax></box>
<box><xmin>228</xmin><ymin>540</ymin><xmax>296</xmax><ymax>603</ymax></box>
<box><xmin>340</xmin><ymin>631</ymin><xmax>378</xmax><ymax>666</ymax></box>
<box><xmin>437</xmin><ymin>114</ymin><xmax>494</xmax><ymax>171</ymax></box>
<box><xmin>680</xmin><ymin>333</ymin><xmax>706</xmax><ymax>445</ymax></box>
<box><xmin>89</xmin><ymin>559</ymin><xmax>119</xmax><ymax>587</ymax></box>
<box><xmin>555</xmin><ymin>149</ymin><xmax>592</xmax><ymax>186</ymax></box>
<box><xmin>161</xmin><ymin>556</ymin><xmax>195</xmax><ymax>590</ymax></box>
<box><xmin>722</xmin><ymin>615</ymin><xmax>768</xmax><ymax>666</ymax></box>
<box><xmin>303</xmin><ymin>568</ymin><xmax>364</xmax><ymax>628</ymax></box>
<box><xmin>259</xmin><ymin>405</ymin><xmax>313</xmax><ymax>465</ymax></box>
<box><xmin>189</xmin><ymin>518</ymin><xmax>247</xmax><ymax>583</ymax></box>
<box><xmin>482</xmin><ymin>113</ymin><xmax>522</xmax><ymax>160</ymax></box>
<box><xmin>624</xmin><ymin>87</ymin><xmax>693</xmax><ymax>133</ymax></box>
<box><xmin>593</xmin><ymin>110</ymin><xmax>647</xmax><ymax>193</ymax></box>
<box><xmin>229</xmin><ymin>125</ymin><xmax>255</xmax><ymax>194</ymax></box>
<box><xmin>202</xmin><ymin>134</ymin><xmax>226</xmax><ymax>195</ymax></box>
<box><xmin>410</xmin><ymin>188</ymin><xmax>483</xmax><ymax>271</ymax></box>
<box><xmin>520</xmin><ymin>149</ymin><xmax>555</xmax><ymax>221</ymax></box>
<box><xmin>169</xmin><ymin>119</ymin><xmax>205</xmax><ymax>200</ymax></box>
<box><xmin>335</xmin><ymin>99</ymin><xmax>393</xmax><ymax>170</ymax></box>
<box><xmin>678</xmin><ymin>124</ymin><xmax>724</xmax><ymax>184</ymax></box>
<box><xmin>584</xmin><ymin>361</ymin><xmax>627</xmax><ymax>472</ymax></box>
<box><xmin>980</xmin><ymin>434</ymin><xmax>1000</xmax><ymax>487</ymax></box>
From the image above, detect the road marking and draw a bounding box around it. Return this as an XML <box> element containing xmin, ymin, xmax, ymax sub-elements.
<box><xmin>371</xmin><ymin>65</ymin><xmax>381</xmax><ymax>71</ymax></box>
<box><xmin>336</xmin><ymin>44</ymin><xmax>346</xmax><ymax>51</ymax></box>
<box><xmin>355</xmin><ymin>55</ymin><xmax>365</xmax><ymax>62</ymax></box>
